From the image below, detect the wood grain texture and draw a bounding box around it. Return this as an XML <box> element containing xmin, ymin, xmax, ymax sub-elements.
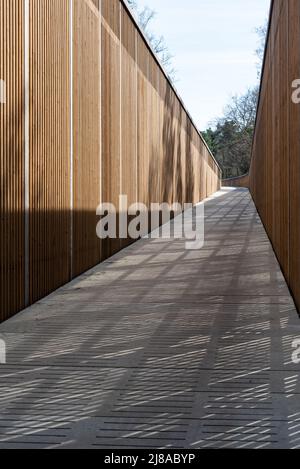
<box><xmin>102</xmin><ymin>0</ymin><xmax>121</xmax><ymax>258</ymax></box>
<box><xmin>0</xmin><ymin>0</ymin><xmax>24</xmax><ymax>322</ymax></box>
<box><xmin>29</xmin><ymin>0</ymin><xmax>70</xmax><ymax>304</ymax></box>
<box><xmin>288</xmin><ymin>0</ymin><xmax>300</xmax><ymax>312</ymax></box>
<box><xmin>250</xmin><ymin>0</ymin><xmax>300</xmax><ymax>310</ymax></box>
<box><xmin>120</xmin><ymin>5</ymin><xmax>137</xmax><ymax>247</ymax></box>
<box><xmin>0</xmin><ymin>0</ymin><xmax>221</xmax><ymax>322</ymax></box>
<box><xmin>73</xmin><ymin>0</ymin><xmax>101</xmax><ymax>276</ymax></box>
<box><xmin>137</xmin><ymin>33</ymin><xmax>150</xmax><ymax>207</ymax></box>
<box><xmin>223</xmin><ymin>175</ymin><xmax>249</xmax><ymax>188</ymax></box>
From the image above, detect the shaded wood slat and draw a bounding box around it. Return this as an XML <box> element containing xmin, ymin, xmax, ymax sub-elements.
<box><xmin>0</xmin><ymin>0</ymin><xmax>221</xmax><ymax>322</ymax></box>
<box><xmin>0</xmin><ymin>0</ymin><xmax>24</xmax><ymax>322</ymax></box>
<box><xmin>29</xmin><ymin>0</ymin><xmax>70</xmax><ymax>304</ymax></box>
<box><xmin>250</xmin><ymin>0</ymin><xmax>300</xmax><ymax>311</ymax></box>
<box><xmin>73</xmin><ymin>0</ymin><xmax>101</xmax><ymax>276</ymax></box>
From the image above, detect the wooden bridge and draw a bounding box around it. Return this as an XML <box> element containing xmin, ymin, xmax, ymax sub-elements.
<box><xmin>0</xmin><ymin>0</ymin><xmax>300</xmax><ymax>450</ymax></box>
<box><xmin>0</xmin><ymin>187</ymin><xmax>299</xmax><ymax>449</ymax></box>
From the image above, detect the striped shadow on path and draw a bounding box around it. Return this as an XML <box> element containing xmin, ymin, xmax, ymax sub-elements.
<box><xmin>0</xmin><ymin>188</ymin><xmax>299</xmax><ymax>449</ymax></box>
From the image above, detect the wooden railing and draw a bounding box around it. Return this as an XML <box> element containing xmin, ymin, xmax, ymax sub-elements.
<box><xmin>0</xmin><ymin>0</ymin><xmax>221</xmax><ymax>322</ymax></box>
<box><xmin>222</xmin><ymin>175</ymin><xmax>249</xmax><ymax>188</ymax></box>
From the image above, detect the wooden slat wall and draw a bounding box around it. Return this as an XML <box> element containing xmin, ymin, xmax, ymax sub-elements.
<box><xmin>148</xmin><ymin>56</ymin><xmax>161</xmax><ymax>206</ymax></box>
<box><xmin>120</xmin><ymin>4</ymin><xmax>137</xmax><ymax>247</ymax></box>
<box><xmin>223</xmin><ymin>175</ymin><xmax>249</xmax><ymax>188</ymax></box>
<box><xmin>0</xmin><ymin>0</ymin><xmax>221</xmax><ymax>323</ymax></box>
<box><xmin>179</xmin><ymin>108</ymin><xmax>187</xmax><ymax>206</ymax></box>
<box><xmin>0</xmin><ymin>0</ymin><xmax>24</xmax><ymax>322</ymax></box>
<box><xmin>29</xmin><ymin>0</ymin><xmax>70</xmax><ymax>304</ymax></box>
<box><xmin>288</xmin><ymin>0</ymin><xmax>300</xmax><ymax>311</ymax></box>
<box><xmin>73</xmin><ymin>0</ymin><xmax>101</xmax><ymax>276</ymax></box>
<box><xmin>102</xmin><ymin>0</ymin><xmax>121</xmax><ymax>258</ymax></box>
<box><xmin>137</xmin><ymin>33</ymin><xmax>150</xmax><ymax>207</ymax></box>
<box><xmin>161</xmin><ymin>78</ymin><xmax>175</xmax><ymax>205</ymax></box>
<box><xmin>250</xmin><ymin>0</ymin><xmax>300</xmax><ymax>310</ymax></box>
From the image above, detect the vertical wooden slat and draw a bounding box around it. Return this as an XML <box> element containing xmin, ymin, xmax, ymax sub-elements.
<box><xmin>29</xmin><ymin>0</ymin><xmax>70</xmax><ymax>304</ymax></box>
<box><xmin>250</xmin><ymin>0</ymin><xmax>300</xmax><ymax>310</ymax></box>
<box><xmin>288</xmin><ymin>0</ymin><xmax>300</xmax><ymax>309</ymax></box>
<box><xmin>102</xmin><ymin>0</ymin><xmax>121</xmax><ymax>258</ymax></box>
<box><xmin>72</xmin><ymin>0</ymin><xmax>100</xmax><ymax>277</ymax></box>
<box><xmin>120</xmin><ymin>5</ymin><xmax>137</xmax><ymax>247</ymax></box>
<box><xmin>0</xmin><ymin>0</ymin><xmax>24</xmax><ymax>322</ymax></box>
<box><xmin>0</xmin><ymin>0</ymin><xmax>221</xmax><ymax>322</ymax></box>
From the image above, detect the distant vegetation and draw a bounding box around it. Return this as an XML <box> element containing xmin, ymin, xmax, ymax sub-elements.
<box><xmin>202</xmin><ymin>87</ymin><xmax>258</xmax><ymax>179</ymax></box>
<box><xmin>128</xmin><ymin>1</ymin><xmax>268</xmax><ymax>179</ymax></box>
<box><xmin>202</xmin><ymin>21</ymin><xmax>268</xmax><ymax>179</ymax></box>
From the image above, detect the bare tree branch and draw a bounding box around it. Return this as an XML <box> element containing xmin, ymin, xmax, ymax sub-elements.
<box><xmin>127</xmin><ymin>0</ymin><xmax>176</xmax><ymax>82</ymax></box>
<box><xmin>255</xmin><ymin>20</ymin><xmax>268</xmax><ymax>78</ymax></box>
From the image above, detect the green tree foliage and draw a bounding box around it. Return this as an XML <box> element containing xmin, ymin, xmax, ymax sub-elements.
<box><xmin>202</xmin><ymin>87</ymin><xmax>258</xmax><ymax>178</ymax></box>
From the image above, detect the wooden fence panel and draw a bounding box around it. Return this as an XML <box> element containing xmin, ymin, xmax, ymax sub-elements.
<box><xmin>29</xmin><ymin>0</ymin><xmax>70</xmax><ymax>304</ymax></box>
<box><xmin>289</xmin><ymin>0</ymin><xmax>300</xmax><ymax>309</ymax></box>
<box><xmin>120</xmin><ymin>5</ymin><xmax>137</xmax><ymax>247</ymax></box>
<box><xmin>148</xmin><ymin>56</ymin><xmax>161</xmax><ymax>206</ymax></box>
<box><xmin>102</xmin><ymin>0</ymin><xmax>121</xmax><ymax>258</ymax></box>
<box><xmin>72</xmin><ymin>0</ymin><xmax>101</xmax><ymax>276</ymax></box>
<box><xmin>0</xmin><ymin>0</ymin><xmax>221</xmax><ymax>322</ymax></box>
<box><xmin>137</xmin><ymin>35</ymin><xmax>150</xmax><ymax>207</ymax></box>
<box><xmin>222</xmin><ymin>175</ymin><xmax>249</xmax><ymax>188</ymax></box>
<box><xmin>250</xmin><ymin>0</ymin><xmax>300</xmax><ymax>310</ymax></box>
<box><xmin>0</xmin><ymin>0</ymin><xmax>24</xmax><ymax>322</ymax></box>
<box><xmin>179</xmin><ymin>109</ymin><xmax>187</xmax><ymax>206</ymax></box>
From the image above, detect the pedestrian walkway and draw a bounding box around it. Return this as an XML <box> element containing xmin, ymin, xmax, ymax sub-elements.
<box><xmin>0</xmin><ymin>188</ymin><xmax>299</xmax><ymax>449</ymax></box>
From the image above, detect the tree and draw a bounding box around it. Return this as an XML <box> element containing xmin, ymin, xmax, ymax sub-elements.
<box><xmin>202</xmin><ymin>87</ymin><xmax>259</xmax><ymax>178</ymax></box>
<box><xmin>255</xmin><ymin>20</ymin><xmax>268</xmax><ymax>77</ymax></box>
<box><xmin>224</xmin><ymin>87</ymin><xmax>258</xmax><ymax>132</ymax></box>
<box><xmin>127</xmin><ymin>0</ymin><xmax>176</xmax><ymax>80</ymax></box>
<box><xmin>202</xmin><ymin>18</ymin><xmax>268</xmax><ymax>178</ymax></box>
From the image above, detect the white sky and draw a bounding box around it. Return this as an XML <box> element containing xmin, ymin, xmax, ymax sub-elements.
<box><xmin>137</xmin><ymin>0</ymin><xmax>271</xmax><ymax>130</ymax></box>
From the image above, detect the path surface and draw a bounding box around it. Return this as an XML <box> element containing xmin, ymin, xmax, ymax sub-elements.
<box><xmin>0</xmin><ymin>188</ymin><xmax>299</xmax><ymax>449</ymax></box>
